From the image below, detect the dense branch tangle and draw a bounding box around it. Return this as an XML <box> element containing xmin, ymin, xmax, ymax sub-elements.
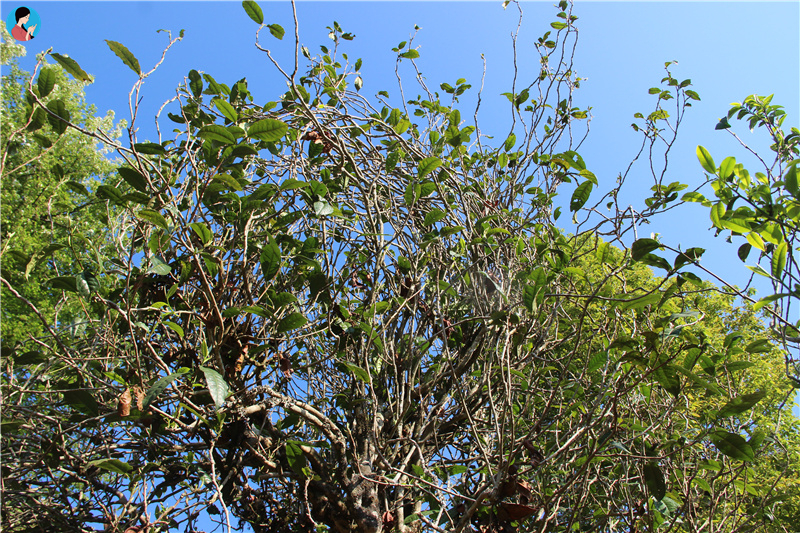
<box><xmin>2</xmin><ymin>2</ymin><xmax>793</xmax><ymax>533</ymax></box>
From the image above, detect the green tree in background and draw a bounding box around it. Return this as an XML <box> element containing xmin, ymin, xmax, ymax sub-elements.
<box><xmin>0</xmin><ymin>26</ymin><xmax>125</xmax><ymax>348</ymax></box>
<box><xmin>1</xmin><ymin>2</ymin><xmax>798</xmax><ymax>533</ymax></box>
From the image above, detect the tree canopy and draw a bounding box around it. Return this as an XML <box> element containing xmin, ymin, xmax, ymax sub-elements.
<box><xmin>1</xmin><ymin>2</ymin><xmax>798</xmax><ymax>533</ymax></box>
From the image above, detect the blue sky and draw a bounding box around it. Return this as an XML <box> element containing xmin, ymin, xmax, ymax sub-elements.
<box><xmin>4</xmin><ymin>1</ymin><xmax>799</xmax><ymax>400</ymax></box>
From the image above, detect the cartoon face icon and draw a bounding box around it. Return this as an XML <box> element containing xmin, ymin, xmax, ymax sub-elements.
<box><xmin>7</xmin><ymin>6</ymin><xmax>40</xmax><ymax>41</ymax></box>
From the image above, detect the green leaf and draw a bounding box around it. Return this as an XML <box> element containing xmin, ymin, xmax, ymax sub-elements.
<box><xmin>48</xmin><ymin>276</ymin><xmax>78</xmax><ymax>293</ymax></box>
<box><xmin>710</xmin><ymin>203</ymin><xmax>726</xmax><ymax>229</ymax></box>
<box><xmin>772</xmin><ymin>241</ymin><xmax>787</xmax><ymax>279</ymax></box>
<box><xmin>570</xmin><ymin>180</ymin><xmax>593</xmax><ymax>212</ymax></box>
<box><xmin>143</xmin><ymin>370</ymin><xmax>187</xmax><ymax>409</ymax></box>
<box><xmin>752</xmin><ymin>292</ymin><xmax>791</xmax><ymax>312</ymax></box>
<box><xmin>147</xmin><ymin>256</ymin><xmax>172</xmax><ymax>276</ymax></box>
<box><xmin>724</xmin><ymin>361</ymin><xmax>755</xmax><ymax>373</ymax></box>
<box><xmin>400</xmin><ymin>50</ymin><xmax>420</xmax><ymax>59</ymax></box>
<box><xmin>522</xmin><ymin>284</ymin><xmax>537</xmax><ymax>313</ymax></box>
<box><xmin>248</xmin><ymin>118</ymin><xmax>288</xmax><ymax>142</ymax></box>
<box><xmin>26</xmin><ymin>107</ymin><xmax>47</xmax><ymax>131</ymax></box>
<box><xmin>423</xmin><ymin>208</ymin><xmax>446</xmax><ymax>226</ymax></box>
<box><xmin>784</xmin><ymin>161</ymin><xmax>800</xmax><ymax>198</ymax></box>
<box><xmin>213</xmin><ymin>98</ymin><xmax>239</xmax><ymax>123</ymax></box>
<box><xmin>514</xmin><ymin>88</ymin><xmax>529</xmax><ymax>109</ymax></box>
<box><xmin>715</xmin><ymin>116</ymin><xmax>731</xmax><ymax>130</ymax></box>
<box><xmin>136</xmin><ymin>209</ymin><xmax>169</xmax><ymax>230</ymax></box>
<box><xmin>341</xmin><ymin>361</ymin><xmax>371</xmax><ymax>383</ymax></box>
<box><xmin>587</xmin><ymin>351</ymin><xmax>608</xmax><ymax>373</ymax></box>
<box><xmin>682</xmin><ymin>191</ymin><xmax>709</xmax><ymax>204</ymax></box>
<box><xmin>188</xmin><ymin>69</ymin><xmax>203</xmax><ymax>98</ymax></box>
<box><xmin>212</xmin><ymin>173</ymin><xmax>243</xmax><ymax>191</ymax></box>
<box><xmin>719</xmin><ymin>156</ymin><xmax>736</xmax><ymax>179</ymax></box>
<box><xmin>105</xmin><ymin>40</ymin><xmax>141</xmax><ymax>75</ymax></box>
<box><xmin>81</xmin><ymin>269</ymin><xmax>100</xmax><ymax>293</ymax></box>
<box><xmin>503</xmin><ymin>133</ymin><xmax>516</xmax><ymax>152</ymax></box>
<box><xmin>314</xmin><ymin>201</ymin><xmax>334</xmax><ymax>216</ymax></box>
<box><xmin>118</xmin><ymin>167</ymin><xmax>149</xmax><ymax>193</ymax></box>
<box><xmin>50</xmin><ymin>53</ymin><xmax>91</xmax><ymax>82</ymax></box>
<box><xmin>404</xmin><ymin>182</ymin><xmax>420</xmax><ymax>206</ymax></box>
<box><xmin>260</xmin><ymin>236</ymin><xmax>281</xmax><ymax>281</ymax></box>
<box><xmin>133</xmin><ymin>142</ymin><xmax>166</xmax><ymax>155</ymax></box>
<box><xmin>199</xmin><ymin>366</ymin><xmax>230</xmax><ymax>409</ymax></box>
<box><xmin>643</xmin><ymin>462</ymin><xmax>667</xmax><ymax>500</ymax></box>
<box><xmin>163</xmin><ymin>321</ymin><xmax>185</xmax><ymax>339</ymax></box>
<box><xmin>46</xmin><ymin>99</ymin><xmax>70</xmax><ymax>135</ymax></box>
<box><xmin>96</xmin><ymin>184</ymin><xmax>127</xmax><ymax>206</ymax></box>
<box><xmin>267</xmin><ymin>24</ymin><xmax>285</xmax><ymax>40</ymax></box>
<box><xmin>745</xmin><ymin>339</ymin><xmax>772</xmax><ymax>354</ymax></box>
<box><xmin>748</xmin><ymin>430</ymin><xmax>767</xmax><ymax>450</ymax></box>
<box><xmin>696</xmin><ymin>145</ymin><xmax>716</xmax><ymax>174</ymax></box>
<box><xmin>189</xmin><ymin>222</ymin><xmax>213</xmax><ymax>245</ymax></box>
<box><xmin>242</xmin><ymin>0</ymin><xmax>264</xmax><ymax>24</ymax></box>
<box><xmin>717</xmin><ymin>391</ymin><xmax>766</xmax><ymax>419</ymax></box>
<box><xmin>550</xmin><ymin>21</ymin><xmax>567</xmax><ymax>30</ymax></box>
<box><xmin>672</xmin><ymin>365</ymin><xmax>723</xmax><ymax>396</ymax></box>
<box><xmin>280</xmin><ymin>178</ymin><xmax>307</xmax><ymax>191</ymax></box>
<box><xmin>631</xmin><ymin>238</ymin><xmax>662</xmax><ymax>261</ymax></box>
<box><xmin>386</xmin><ymin>149</ymin><xmax>401</xmax><ymax>171</ymax></box>
<box><xmin>277</xmin><ymin>312</ymin><xmax>308</xmax><ymax>333</ymax></box>
<box><xmin>86</xmin><ymin>458</ymin><xmax>133</xmax><ymax>476</ymax></box>
<box><xmin>418</xmin><ymin>157</ymin><xmax>441</xmax><ymax>179</ymax></box>
<box><xmin>62</xmin><ymin>389</ymin><xmax>98</xmax><ymax>416</ymax></box>
<box><xmin>198</xmin><ymin>125</ymin><xmax>237</xmax><ymax>144</ymax></box>
<box><xmin>653</xmin><ymin>364</ymin><xmax>681</xmax><ymax>398</ymax></box>
<box><xmin>285</xmin><ymin>441</ymin><xmax>307</xmax><ymax>476</ymax></box>
<box><xmin>37</xmin><ymin>67</ymin><xmax>56</xmax><ymax>97</ymax></box>
<box><xmin>711</xmin><ymin>430</ymin><xmax>754</xmax><ymax>461</ymax></box>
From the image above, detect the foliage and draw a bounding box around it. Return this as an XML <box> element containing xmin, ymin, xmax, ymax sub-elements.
<box><xmin>691</xmin><ymin>95</ymin><xmax>800</xmax><ymax>387</ymax></box>
<box><xmin>1</xmin><ymin>3</ymin><xmax>798</xmax><ymax>533</ymax></box>
<box><xmin>0</xmin><ymin>26</ymin><xmax>125</xmax><ymax>348</ymax></box>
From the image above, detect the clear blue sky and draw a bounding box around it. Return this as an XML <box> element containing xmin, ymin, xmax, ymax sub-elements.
<box><xmin>5</xmin><ymin>0</ymin><xmax>799</xmax><ymax>403</ymax></box>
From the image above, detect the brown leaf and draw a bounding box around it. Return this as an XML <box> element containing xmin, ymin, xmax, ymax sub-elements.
<box><xmin>498</xmin><ymin>502</ymin><xmax>536</xmax><ymax>521</ymax></box>
<box><xmin>131</xmin><ymin>386</ymin><xmax>144</xmax><ymax>412</ymax></box>
<box><xmin>118</xmin><ymin>388</ymin><xmax>132</xmax><ymax>417</ymax></box>
<box><xmin>500</xmin><ymin>478</ymin><xmax>518</xmax><ymax>498</ymax></box>
<box><xmin>381</xmin><ymin>510</ymin><xmax>395</xmax><ymax>529</ymax></box>
<box><xmin>279</xmin><ymin>352</ymin><xmax>292</xmax><ymax>377</ymax></box>
<box><xmin>516</xmin><ymin>480</ymin><xmax>532</xmax><ymax>503</ymax></box>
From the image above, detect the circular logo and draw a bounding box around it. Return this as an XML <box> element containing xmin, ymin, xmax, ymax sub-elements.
<box><xmin>6</xmin><ymin>6</ymin><xmax>40</xmax><ymax>42</ymax></box>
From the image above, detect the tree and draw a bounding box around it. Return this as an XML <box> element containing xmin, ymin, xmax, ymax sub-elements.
<box><xmin>1</xmin><ymin>2</ymin><xmax>798</xmax><ymax>532</ymax></box>
<box><xmin>0</xmin><ymin>26</ymin><xmax>125</xmax><ymax>348</ymax></box>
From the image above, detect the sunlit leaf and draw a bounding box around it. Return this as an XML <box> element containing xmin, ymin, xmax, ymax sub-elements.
<box><xmin>277</xmin><ymin>312</ymin><xmax>308</xmax><ymax>333</ymax></box>
<box><xmin>631</xmin><ymin>238</ymin><xmax>661</xmax><ymax>261</ymax></box>
<box><xmin>696</xmin><ymin>145</ymin><xmax>716</xmax><ymax>174</ymax></box>
<box><xmin>248</xmin><ymin>118</ymin><xmax>288</xmax><ymax>142</ymax></box>
<box><xmin>242</xmin><ymin>0</ymin><xmax>264</xmax><ymax>24</ymax></box>
<box><xmin>200</xmin><ymin>366</ymin><xmax>230</xmax><ymax>409</ymax></box>
<box><xmin>267</xmin><ymin>24</ymin><xmax>285</xmax><ymax>40</ymax></box>
<box><xmin>570</xmin><ymin>180</ymin><xmax>593</xmax><ymax>212</ymax></box>
<box><xmin>105</xmin><ymin>40</ymin><xmax>141</xmax><ymax>75</ymax></box>
<box><xmin>86</xmin><ymin>458</ymin><xmax>133</xmax><ymax>475</ymax></box>
<box><xmin>260</xmin><ymin>235</ymin><xmax>281</xmax><ymax>280</ymax></box>
<box><xmin>717</xmin><ymin>390</ymin><xmax>766</xmax><ymax>419</ymax></box>
<box><xmin>37</xmin><ymin>67</ymin><xmax>56</xmax><ymax>97</ymax></box>
<box><xmin>50</xmin><ymin>53</ymin><xmax>91</xmax><ymax>82</ymax></box>
<box><xmin>418</xmin><ymin>157</ymin><xmax>441</xmax><ymax>179</ymax></box>
<box><xmin>136</xmin><ymin>209</ymin><xmax>169</xmax><ymax>230</ymax></box>
<box><xmin>45</xmin><ymin>99</ymin><xmax>70</xmax><ymax>135</ymax></box>
<box><xmin>143</xmin><ymin>370</ymin><xmax>188</xmax><ymax>409</ymax></box>
<box><xmin>711</xmin><ymin>430</ymin><xmax>754</xmax><ymax>462</ymax></box>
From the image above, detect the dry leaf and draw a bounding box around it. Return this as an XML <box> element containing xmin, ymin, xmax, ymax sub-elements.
<box><xmin>118</xmin><ymin>388</ymin><xmax>132</xmax><ymax>417</ymax></box>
